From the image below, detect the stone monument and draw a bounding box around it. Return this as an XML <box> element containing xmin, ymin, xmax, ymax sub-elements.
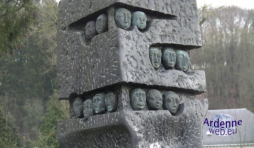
<box><xmin>57</xmin><ymin>0</ymin><xmax>208</xmax><ymax>147</ymax></box>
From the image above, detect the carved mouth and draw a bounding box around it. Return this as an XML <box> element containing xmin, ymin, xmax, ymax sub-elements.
<box><xmin>123</xmin><ymin>24</ymin><xmax>129</xmax><ymax>29</ymax></box>
<box><xmin>84</xmin><ymin>113</ymin><xmax>88</xmax><ymax>117</ymax></box>
<box><xmin>140</xmin><ymin>24</ymin><xmax>145</xmax><ymax>28</ymax></box>
<box><xmin>171</xmin><ymin>108</ymin><xmax>177</xmax><ymax>112</ymax></box>
<box><xmin>94</xmin><ymin>107</ymin><xmax>99</xmax><ymax>112</ymax></box>
<box><xmin>156</xmin><ymin>103</ymin><xmax>161</xmax><ymax>108</ymax></box>
<box><xmin>154</xmin><ymin>63</ymin><xmax>160</xmax><ymax>67</ymax></box>
<box><xmin>137</xmin><ymin>103</ymin><xmax>145</xmax><ymax>108</ymax></box>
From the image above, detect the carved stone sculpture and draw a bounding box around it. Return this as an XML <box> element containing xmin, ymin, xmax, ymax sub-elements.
<box><xmin>83</xmin><ymin>99</ymin><xmax>94</xmax><ymax>120</ymax></box>
<box><xmin>162</xmin><ymin>47</ymin><xmax>176</xmax><ymax>69</ymax></box>
<box><xmin>105</xmin><ymin>91</ymin><xmax>117</xmax><ymax>112</ymax></box>
<box><xmin>149</xmin><ymin>47</ymin><xmax>162</xmax><ymax>69</ymax></box>
<box><xmin>93</xmin><ymin>93</ymin><xmax>106</xmax><ymax>114</ymax></box>
<box><xmin>176</xmin><ymin>50</ymin><xmax>190</xmax><ymax>72</ymax></box>
<box><xmin>115</xmin><ymin>8</ymin><xmax>131</xmax><ymax>30</ymax></box>
<box><xmin>96</xmin><ymin>13</ymin><xmax>108</xmax><ymax>34</ymax></box>
<box><xmin>130</xmin><ymin>88</ymin><xmax>146</xmax><ymax>110</ymax></box>
<box><xmin>85</xmin><ymin>21</ymin><xmax>96</xmax><ymax>40</ymax></box>
<box><xmin>73</xmin><ymin>97</ymin><xmax>83</xmax><ymax>118</ymax></box>
<box><xmin>57</xmin><ymin>0</ymin><xmax>208</xmax><ymax>147</ymax></box>
<box><xmin>146</xmin><ymin>89</ymin><xmax>162</xmax><ymax>110</ymax></box>
<box><xmin>132</xmin><ymin>11</ymin><xmax>147</xmax><ymax>30</ymax></box>
<box><xmin>163</xmin><ymin>91</ymin><xmax>180</xmax><ymax>115</ymax></box>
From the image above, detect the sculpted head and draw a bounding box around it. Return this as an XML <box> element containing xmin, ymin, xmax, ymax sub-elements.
<box><xmin>96</xmin><ymin>13</ymin><xmax>108</xmax><ymax>34</ymax></box>
<box><xmin>93</xmin><ymin>93</ymin><xmax>106</xmax><ymax>114</ymax></box>
<box><xmin>105</xmin><ymin>91</ymin><xmax>117</xmax><ymax>112</ymax></box>
<box><xmin>163</xmin><ymin>91</ymin><xmax>180</xmax><ymax>114</ymax></box>
<box><xmin>176</xmin><ymin>50</ymin><xmax>190</xmax><ymax>72</ymax></box>
<box><xmin>146</xmin><ymin>89</ymin><xmax>162</xmax><ymax>110</ymax></box>
<box><xmin>83</xmin><ymin>99</ymin><xmax>93</xmax><ymax>120</ymax></box>
<box><xmin>73</xmin><ymin>97</ymin><xmax>83</xmax><ymax>118</ymax></box>
<box><xmin>132</xmin><ymin>11</ymin><xmax>147</xmax><ymax>29</ymax></box>
<box><xmin>149</xmin><ymin>47</ymin><xmax>162</xmax><ymax>69</ymax></box>
<box><xmin>85</xmin><ymin>20</ymin><xmax>96</xmax><ymax>40</ymax></box>
<box><xmin>130</xmin><ymin>88</ymin><xmax>146</xmax><ymax>110</ymax></box>
<box><xmin>115</xmin><ymin>8</ymin><xmax>131</xmax><ymax>30</ymax></box>
<box><xmin>162</xmin><ymin>48</ymin><xmax>176</xmax><ymax>69</ymax></box>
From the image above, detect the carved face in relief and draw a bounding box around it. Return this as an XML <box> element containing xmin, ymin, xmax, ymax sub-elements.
<box><xmin>115</xmin><ymin>8</ymin><xmax>131</xmax><ymax>30</ymax></box>
<box><xmin>73</xmin><ymin>97</ymin><xmax>83</xmax><ymax>118</ymax></box>
<box><xmin>162</xmin><ymin>48</ymin><xmax>176</xmax><ymax>69</ymax></box>
<box><xmin>132</xmin><ymin>11</ymin><xmax>147</xmax><ymax>29</ymax></box>
<box><xmin>85</xmin><ymin>21</ymin><xmax>96</xmax><ymax>40</ymax></box>
<box><xmin>149</xmin><ymin>47</ymin><xmax>162</xmax><ymax>69</ymax></box>
<box><xmin>96</xmin><ymin>13</ymin><xmax>108</xmax><ymax>34</ymax></box>
<box><xmin>93</xmin><ymin>93</ymin><xmax>106</xmax><ymax>114</ymax></box>
<box><xmin>130</xmin><ymin>88</ymin><xmax>146</xmax><ymax>110</ymax></box>
<box><xmin>105</xmin><ymin>91</ymin><xmax>117</xmax><ymax>112</ymax></box>
<box><xmin>83</xmin><ymin>99</ymin><xmax>93</xmax><ymax>120</ymax></box>
<box><xmin>146</xmin><ymin>89</ymin><xmax>162</xmax><ymax>110</ymax></box>
<box><xmin>176</xmin><ymin>50</ymin><xmax>190</xmax><ymax>72</ymax></box>
<box><xmin>163</xmin><ymin>91</ymin><xmax>180</xmax><ymax>114</ymax></box>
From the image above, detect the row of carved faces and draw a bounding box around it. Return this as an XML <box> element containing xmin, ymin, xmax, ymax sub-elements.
<box><xmin>73</xmin><ymin>89</ymin><xmax>180</xmax><ymax>120</ymax></box>
<box><xmin>149</xmin><ymin>48</ymin><xmax>190</xmax><ymax>71</ymax></box>
<box><xmin>72</xmin><ymin>91</ymin><xmax>117</xmax><ymax>120</ymax></box>
<box><xmin>115</xmin><ymin>8</ymin><xmax>147</xmax><ymax>30</ymax></box>
<box><xmin>130</xmin><ymin>88</ymin><xmax>180</xmax><ymax>115</ymax></box>
<box><xmin>85</xmin><ymin>13</ymin><xmax>108</xmax><ymax>40</ymax></box>
<box><xmin>84</xmin><ymin>8</ymin><xmax>147</xmax><ymax>40</ymax></box>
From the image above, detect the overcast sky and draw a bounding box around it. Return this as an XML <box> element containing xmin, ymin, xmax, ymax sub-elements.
<box><xmin>55</xmin><ymin>0</ymin><xmax>254</xmax><ymax>9</ymax></box>
<box><xmin>196</xmin><ymin>0</ymin><xmax>254</xmax><ymax>9</ymax></box>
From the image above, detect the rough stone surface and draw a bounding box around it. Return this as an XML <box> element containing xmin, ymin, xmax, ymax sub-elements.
<box><xmin>57</xmin><ymin>97</ymin><xmax>208</xmax><ymax>148</ymax></box>
<box><xmin>57</xmin><ymin>0</ymin><xmax>203</xmax><ymax>99</ymax></box>
<box><xmin>58</xmin><ymin>0</ymin><xmax>199</xmax><ymax>30</ymax></box>
<box><xmin>57</xmin><ymin>0</ymin><xmax>208</xmax><ymax>147</ymax></box>
<box><xmin>57</xmin><ymin>28</ymin><xmax>206</xmax><ymax>99</ymax></box>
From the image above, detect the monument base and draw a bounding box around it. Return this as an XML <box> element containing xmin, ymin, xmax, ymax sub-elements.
<box><xmin>57</xmin><ymin>99</ymin><xmax>208</xmax><ymax>148</ymax></box>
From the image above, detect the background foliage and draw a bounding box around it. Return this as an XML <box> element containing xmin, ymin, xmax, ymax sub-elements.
<box><xmin>0</xmin><ymin>0</ymin><xmax>38</xmax><ymax>55</ymax></box>
<box><xmin>0</xmin><ymin>108</ymin><xmax>21</xmax><ymax>148</ymax></box>
<box><xmin>1</xmin><ymin>1</ymin><xmax>254</xmax><ymax>147</ymax></box>
<box><xmin>0</xmin><ymin>0</ymin><xmax>66</xmax><ymax>147</ymax></box>
<box><xmin>192</xmin><ymin>6</ymin><xmax>254</xmax><ymax>112</ymax></box>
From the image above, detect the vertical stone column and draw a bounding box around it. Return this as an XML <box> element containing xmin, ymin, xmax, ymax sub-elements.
<box><xmin>57</xmin><ymin>0</ymin><xmax>208</xmax><ymax>147</ymax></box>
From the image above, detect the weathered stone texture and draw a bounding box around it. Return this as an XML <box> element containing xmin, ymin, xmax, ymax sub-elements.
<box><xmin>57</xmin><ymin>0</ymin><xmax>208</xmax><ymax>147</ymax></box>
<box><xmin>57</xmin><ymin>0</ymin><xmax>203</xmax><ymax>98</ymax></box>
<box><xmin>57</xmin><ymin>98</ymin><xmax>208</xmax><ymax>148</ymax></box>
<box><xmin>58</xmin><ymin>0</ymin><xmax>201</xmax><ymax>46</ymax></box>
<box><xmin>57</xmin><ymin>31</ymin><xmax>84</xmax><ymax>97</ymax></box>
<box><xmin>57</xmin><ymin>27</ymin><xmax>205</xmax><ymax>98</ymax></box>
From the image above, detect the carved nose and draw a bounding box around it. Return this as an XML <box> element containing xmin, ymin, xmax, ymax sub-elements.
<box><xmin>124</xmin><ymin>14</ymin><xmax>127</xmax><ymax>23</ymax></box>
<box><xmin>173</xmin><ymin>100</ymin><xmax>177</xmax><ymax>107</ymax></box>
<box><xmin>154</xmin><ymin>56</ymin><xmax>158</xmax><ymax>62</ymax></box>
<box><xmin>138</xmin><ymin>96</ymin><xmax>142</xmax><ymax>102</ymax></box>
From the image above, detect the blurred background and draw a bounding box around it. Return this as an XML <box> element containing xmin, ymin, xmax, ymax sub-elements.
<box><xmin>0</xmin><ymin>0</ymin><xmax>253</xmax><ymax>147</ymax></box>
